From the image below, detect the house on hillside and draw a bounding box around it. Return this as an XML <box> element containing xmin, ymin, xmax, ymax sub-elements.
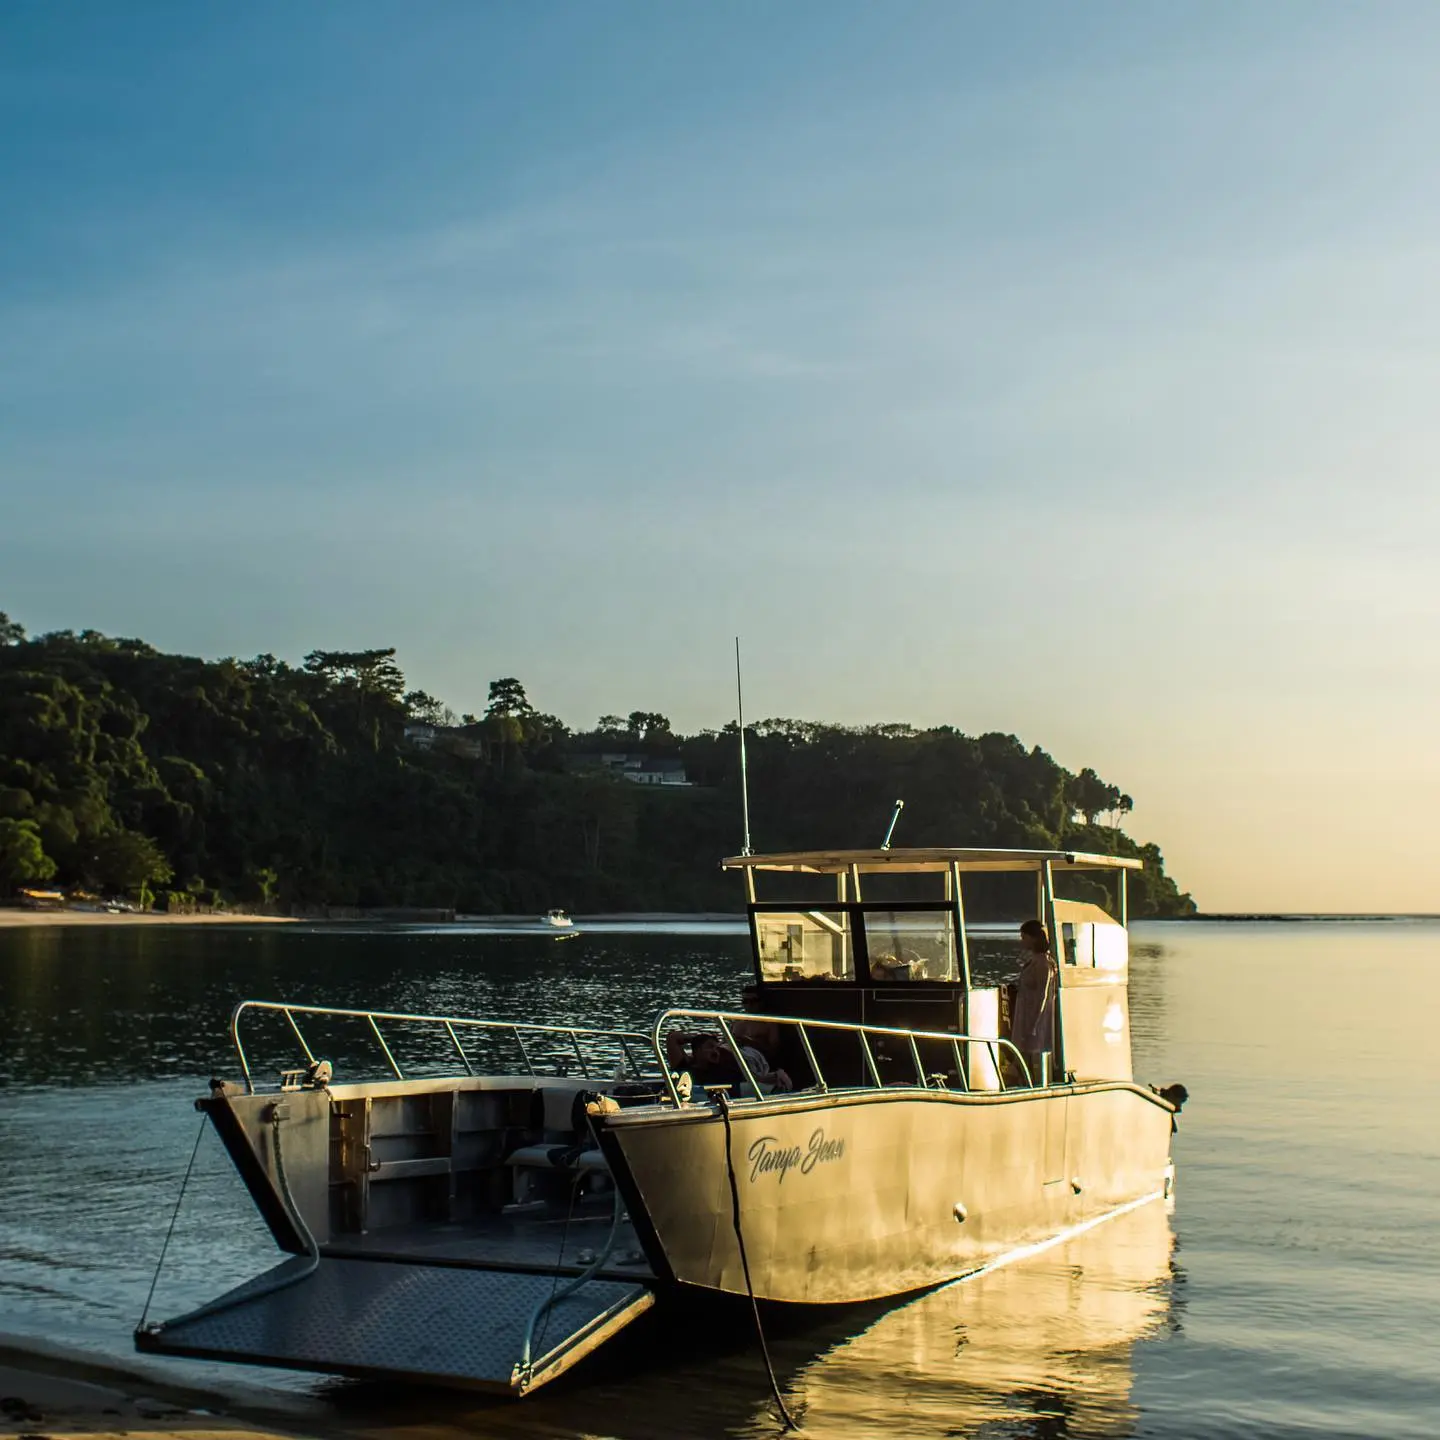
<box><xmin>402</xmin><ymin>723</ymin><xmax>485</xmax><ymax>760</ymax></box>
<box><xmin>403</xmin><ymin>722</ymin><xmax>438</xmax><ymax>750</ymax></box>
<box><xmin>595</xmin><ymin>753</ymin><xmax>692</xmax><ymax>787</ymax></box>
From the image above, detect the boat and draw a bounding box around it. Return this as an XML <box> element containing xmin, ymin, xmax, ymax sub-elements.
<box><xmin>543</xmin><ymin>908</ymin><xmax>574</xmax><ymax>927</ymax></box>
<box><xmin>135</xmin><ymin>845</ymin><xmax>1185</xmax><ymax>1396</ymax></box>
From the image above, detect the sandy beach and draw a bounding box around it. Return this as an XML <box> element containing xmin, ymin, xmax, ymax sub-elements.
<box><xmin>0</xmin><ymin>910</ymin><xmax>295</xmax><ymax>929</ymax></box>
<box><xmin>0</xmin><ymin>1339</ymin><xmax>310</xmax><ymax>1440</ymax></box>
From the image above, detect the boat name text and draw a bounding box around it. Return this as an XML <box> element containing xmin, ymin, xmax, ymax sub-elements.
<box><xmin>747</xmin><ymin>1129</ymin><xmax>846</xmax><ymax>1184</ymax></box>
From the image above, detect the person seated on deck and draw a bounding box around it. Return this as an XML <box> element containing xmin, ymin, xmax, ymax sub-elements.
<box><xmin>666</xmin><ymin>1029</ymin><xmax>745</xmax><ymax>1094</ymax></box>
<box><xmin>730</xmin><ymin>1020</ymin><xmax>794</xmax><ymax>1093</ymax></box>
<box><xmin>666</xmin><ymin>1027</ymin><xmax>792</xmax><ymax>1096</ymax></box>
<box><xmin>1009</xmin><ymin>919</ymin><xmax>1057</xmax><ymax>1085</ymax></box>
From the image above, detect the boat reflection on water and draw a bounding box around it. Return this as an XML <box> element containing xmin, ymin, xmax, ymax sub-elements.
<box><xmin>760</xmin><ymin>1197</ymin><xmax>1179</xmax><ymax>1439</ymax></box>
<box><xmin>326</xmin><ymin>1199</ymin><xmax>1178</xmax><ymax>1440</ymax></box>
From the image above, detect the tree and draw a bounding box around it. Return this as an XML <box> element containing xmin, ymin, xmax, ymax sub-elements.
<box><xmin>485</xmin><ymin>678</ymin><xmax>534</xmax><ymax>718</ymax></box>
<box><xmin>304</xmin><ymin>649</ymin><xmax>406</xmax><ymax>702</ymax></box>
<box><xmin>405</xmin><ymin>690</ymin><xmax>456</xmax><ymax>727</ymax></box>
<box><xmin>248</xmin><ymin>865</ymin><xmax>280</xmax><ymax>907</ymax></box>
<box><xmin>626</xmin><ymin>711</ymin><xmax>672</xmax><ymax>743</ymax></box>
<box><xmin>90</xmin><ymin>829</ymin><xmax>173</xmax><ymax>897</ymax></box>
<box><xmin>1068</xmin><ymin>767</ymin><xmax>1122</xmax><ymax>826</ymax></box>
<box><xmin>0</xmin><ymin>817</ymin><xmax>56</xmax><ymax>890</ymax></box>
<box><xmin>0</xmin><ymin>612</ymin><xmax>24</xmax><ymax>646</ymax></box>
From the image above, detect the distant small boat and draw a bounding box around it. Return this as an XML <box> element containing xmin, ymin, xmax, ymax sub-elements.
<box><xmin>542</xmin><ymin>909</ymin><xmax>574</xmax><ymax>928</ymax></box>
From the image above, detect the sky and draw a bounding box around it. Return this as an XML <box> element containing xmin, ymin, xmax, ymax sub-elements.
<box><xmin>2</xmin><ymin>3</ymin><xmax>1437</xmax><ymax>912</ymax></box>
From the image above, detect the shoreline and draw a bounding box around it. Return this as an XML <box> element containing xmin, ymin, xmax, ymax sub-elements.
<box><xmin>0</xmin><ymin>909</ymin><xmax>748</xmax><ymax>930</ymax></box>
<box><xmin>0</xmin><ymin>1333</ymin><xmax>313</xmax><ymax>1439</ymax></box>
<box><xmin>0</xmin><ymin>909</ymin><xmax>295</xmax><ymax>929</ymax></box>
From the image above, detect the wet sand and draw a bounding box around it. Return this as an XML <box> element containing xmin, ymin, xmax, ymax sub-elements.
<box><xmin>0</xmin><ymin>1339</ymin><xmax>312</xmax><ymax>1440</ymax></box>
<box><xmin>0</xmin><ymin>912</ymin><xmax>293</xmax><ymax>929</ymax></box>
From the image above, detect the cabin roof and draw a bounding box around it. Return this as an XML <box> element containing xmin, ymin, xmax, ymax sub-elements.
<box><xmin>721</xmin><ymin>847</ymin><xmax>1143</xmax><ymax>875</ymax></box>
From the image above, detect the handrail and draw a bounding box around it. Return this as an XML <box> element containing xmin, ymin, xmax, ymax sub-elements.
<box><xmin>229</xmin><ymin>1000</ymin><xmax>655</xmax><ymax>1095</ymax></box>
<box><xmin>650</xmin><ymin>1008</ymin><xmax>1034</xmax><ymax>1106</ymax></box>
<box><xmin>227</xmin><ymin>999</ymin><xmax>1035</xmax><ymax>1103</ymax></box>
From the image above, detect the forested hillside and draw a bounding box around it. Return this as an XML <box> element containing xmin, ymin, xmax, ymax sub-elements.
<box><xmin>0</xmin><ymin>614</ymin><xmax>1195</xmax><ymax>915</ymax></box>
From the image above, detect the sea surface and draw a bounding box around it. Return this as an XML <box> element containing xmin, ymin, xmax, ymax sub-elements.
<box><xmin>1</xmin><ymin>918</ymin><xmax>1437</xmax><ymax>1439</ymax></box>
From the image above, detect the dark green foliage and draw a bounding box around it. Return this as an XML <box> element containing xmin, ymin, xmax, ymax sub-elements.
<box><xmin>89</xmin><ymin>828</ymin><xmax>173</xmax><ymax>897</ymax></box>
<box><xmin>0</xmin><ymin>617</ymin><xmax>1196</xmax><ymax>914</ymax></box>
<box><xmin>0</xmin><ymin>816</ymin><xmax>56</xmax><ymax>889</ymax></box>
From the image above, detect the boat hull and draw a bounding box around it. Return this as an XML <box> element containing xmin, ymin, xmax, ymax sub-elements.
<box><xmin>600</xmin><ymin>1082</ymin><xmax>1174</xmax><ymax>1304</ymax></box>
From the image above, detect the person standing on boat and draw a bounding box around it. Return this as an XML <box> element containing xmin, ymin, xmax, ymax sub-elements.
<box><xmin>1011</xmin><ymin>919</ymin><xmax>1057</xmax><ymax>1085</ymax></box>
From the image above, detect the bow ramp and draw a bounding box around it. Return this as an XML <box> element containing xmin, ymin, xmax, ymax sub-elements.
<box><xmin>138</xmin><ymin>1257</ymin><xmax>654</xmax><ymax>1394</ymax></box>
<box><xmin>137</xmin><ymin>1008</ymin><xmax>672</xmax><ymax>1396</ymax></box>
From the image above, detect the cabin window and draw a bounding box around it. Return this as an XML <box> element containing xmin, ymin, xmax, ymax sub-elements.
<box><xmin>861</xmin><ymin>909</ymin><xmax>958</xmax><ymax>982</ymax></box>
<box><xmin>1094</xmin><ymin>923</ymin><xmax>1128</xmax><ymax>970</ymax></box>
<box><xmin>754</xmin><ymin>910</ymin><xmax>854</xmax><ymax>982</ymax></box>
<box><xmin>1061</xmin><ymin>922</ymin><xmax>1093</xmax><ymax>966</ymax></box>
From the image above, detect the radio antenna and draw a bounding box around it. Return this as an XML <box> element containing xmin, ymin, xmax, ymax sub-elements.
<box><xmin>735</xmin><ymin>636</ymin><xmax>752</xmax><ymax>856</ymax></box>
<box><xmin>881</xmin><ymin>798</ymin><xmax>904</xmax><ymax>850</ymax></box>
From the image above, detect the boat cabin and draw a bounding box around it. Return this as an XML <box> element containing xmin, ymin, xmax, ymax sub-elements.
<box><xmin>725</xmin><ymin>847</ymin><xmax>1142</xmax><ymax>1088</ymax></box>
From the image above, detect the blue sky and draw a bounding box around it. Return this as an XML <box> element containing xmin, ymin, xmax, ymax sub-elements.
<box><xmin>3</xmin><ymin>3</ymin><xmax>1438</xmax><ymax>908</ymax></box>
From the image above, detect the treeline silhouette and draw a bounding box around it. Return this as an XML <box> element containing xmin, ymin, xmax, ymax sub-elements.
<box><xmin>0</xmin><ymin>614</ymin><xmax>1194</xmax><ymax>915</ymax></box>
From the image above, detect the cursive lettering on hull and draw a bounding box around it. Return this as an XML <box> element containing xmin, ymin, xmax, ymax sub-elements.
<box><xmin>747</xmin><ymin>1127</ymin><xmax>846</xmax><ymax>1183</ymax></box>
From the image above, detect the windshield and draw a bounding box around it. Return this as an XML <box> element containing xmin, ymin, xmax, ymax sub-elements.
<box><xmin>754</xmin><ymin>910</ymin><xmax>855</xmax><ymax>981</ymax></box>
<box><xmin>861</xmin><ymin>908</ymin><xmax>959</xmax><ymax>981</ymax></box>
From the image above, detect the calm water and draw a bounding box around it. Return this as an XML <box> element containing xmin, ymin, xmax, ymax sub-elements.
<box><xmin>1</xmin><ymin>919</ymin><xmax>1437</xmax><ymax>1439</ymax></box>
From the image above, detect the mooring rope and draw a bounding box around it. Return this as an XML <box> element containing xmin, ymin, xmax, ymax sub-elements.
<box><xmin>138</xmin><ymin>1103</ymin><xmax>321</xmax><ymax>1334</ymax></box>
<box><xmin>136</xmin><ymin>1111</ymin><xmax>208</xmax><ymax>1334</ymax></box>
<box><xmin>716</xmin><ymin>1090</ymin><xmax>799</xmax><ymax>1432</ymax></box>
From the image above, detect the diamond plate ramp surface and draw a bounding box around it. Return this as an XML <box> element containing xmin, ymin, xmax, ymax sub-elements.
<box><xmin>138</xmin><ymin>1257</ymin><xmax>654</xmax><ymax>1394</ymax></box>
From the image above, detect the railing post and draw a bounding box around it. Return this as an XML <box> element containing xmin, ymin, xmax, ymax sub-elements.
<box><xmin>653</xmin><ymin>1011</ymin><xmax>681</xmax><ymax>1106</ymax></box>
<box><xmin>567</xmin><ymin>1031</ymin><xmax>589</xmax><ymax>1077</ymax></box>
<box><xmin>282</xmin><ymin>1009</ymin><xmax>317</xmax><ymax>1065</ymax></box>
<box><xmin>231</xmin><ymin>1003</ymin><xmax>255</xmax><ymax>1094</ymax></box>
<box><xmin>717</xmin><ymin>1015</ymin><xmax>764</xmax><ymax>1098</ymax></box>
<box><xmin>858</xmin><ymin>1029</ymin><xmax>882</xmax><ymax>1088</ymax></box>
<box><xmin>618</xmin><ymin>1037</ymin><xmax>640</xmax><ymax>1080</ymax></box>
<box><xmin>368</xmin><ymin>1015</ymin><xmax>403</xmax><ymax>1080</ymax></box>
<box><xmin>443</xmin><ymin>1021</ymin><xmax>473</xmax><ymax>1076</ymax></box>
<box><xmin>796</xmin><ymin>1022</ymin><xmax>826</xmax><ymax>1092</ymax></box>
<box><xmin>907</xmin><ymin>1033</ymin><xmax>925</xmax><ymax>1087</ymax></box>
<box><xmin>510</xmin><ymin>1027</ymin><xmax>535</xmax><ymax>1075</ymax></box>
